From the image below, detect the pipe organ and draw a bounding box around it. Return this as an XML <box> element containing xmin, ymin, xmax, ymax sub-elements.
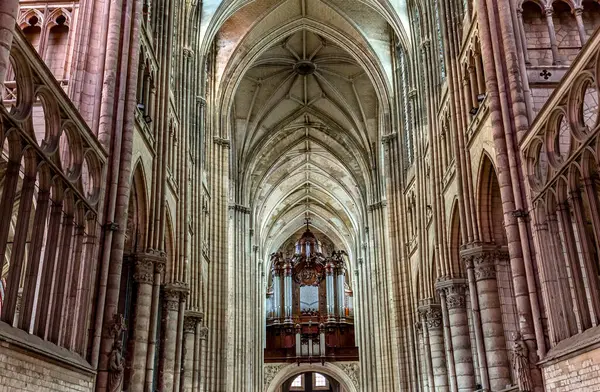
<box><xmin>265</xmin><ymin>228</ymin><xmax>357</xmax><ymax>363</ymax></box>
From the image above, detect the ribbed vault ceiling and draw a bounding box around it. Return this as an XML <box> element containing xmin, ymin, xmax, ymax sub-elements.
<box><xmin>216</xmin><ymin>0</ymin><xmax>395</xmax><ymax>266</ymax></box>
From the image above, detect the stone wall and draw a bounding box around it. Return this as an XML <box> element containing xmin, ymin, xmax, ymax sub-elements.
<box><xmin>541</xmin><ymin>329</ymin><xmax>600</xmax><ymax>392</ymax></box>
<box><xmin>0</xmin><ymin>323</ymin><xmax>95</xmax><ymax>392</ymax></box>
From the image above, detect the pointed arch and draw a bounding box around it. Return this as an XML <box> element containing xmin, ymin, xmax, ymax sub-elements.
<box><xmin>477</xmin><ymin>152</ymin><xmax>507</xmax><ymax>245</ymax></box>
<box><xmin>125</xmin><ymin>161</ymin><xmax>149</xmax><ymax>253</ymax></box>
<box><xmin>448</xmin><ymin>198</ymin><xmax>463</xmax><ymax>277</ymax></box>
<box><xmin>164</xmin><ymin>207</ymin><xmax>176</xmax><ymax>283</ymax></box>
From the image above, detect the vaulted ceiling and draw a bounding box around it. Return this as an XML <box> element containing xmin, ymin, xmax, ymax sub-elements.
<box><xmin>213</xmin><ymin>0</ymin><xmax>400</xmax><ymax>266</ymax></box>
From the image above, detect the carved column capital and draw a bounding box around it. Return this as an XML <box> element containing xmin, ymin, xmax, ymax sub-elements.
<box><xmin>414</xmin><ymin>320</ymin><xmax>423</xmax><ymax>335</ymax></box>
<box><xmin>417</xmin><ymin>301</ymin><xmax>442</xmax><ymax>330</ymax></box>
<box><xmin>425</xmin><ymin>306</ymin><xmax>442</xmax><ymax>329</ymax></box>
<box><xmin>133</xmin><ymin>249</ymin><xmax>167</xmax><ymax>282</ymax></box>
<box><xmin>163</xmin><ymin>289</ymin><xmax>180</xmax><ymax>311</ymax></box>
<box><xmin>198</xmin><ymin>326</ymin><xmax>209</xmax><ymax>340</ymax></box>
<box><xmin>435</xmin><ymin>278</ymin><xmax>468</xmax><ymax>310</ymax></box>
<box><xmin>133</xmin><ymin>258</ymin><xmax>154</xmax><ymax>284</ymax></box>
<box><xmin>155</xmin><ymin>259</ymin><xmax>166</xmax><ymax>275</ymax></box>
<box><xmin>460</xmin><ymin>244</ymin><xmax>508</xmax><ymax>282</ymax></box>
<box><xmin>183</xmin><ymin>311</ymin><xmax>203</xmax><ymax>334</ymax></box>
<box><xmin>163</xmin><ymin>283</ymin><xmax>189</xmax><ymax>311</ymax></box>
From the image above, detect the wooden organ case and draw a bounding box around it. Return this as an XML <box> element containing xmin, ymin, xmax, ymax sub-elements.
<box><xmin>264</xmin><ymin>228</ymin><xmax>358</xmax><ymax>363</ymax></box>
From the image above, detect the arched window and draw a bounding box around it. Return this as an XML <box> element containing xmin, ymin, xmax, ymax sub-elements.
<box><xmin>434</xmin><ymin>0</ymin><xmax>446</xmax><ymax>82</ymax></box>
<box><xmin>22</xmin><ymin>16</ymin><xmax>41</xmax><ymax>51</ymax></box>
<box><xmin>45</xmin><ymin>14</ymin><xmax>70</xmax><ymax>79</ymax></box>
<box><xmin>314</xmin><ymin>373</ymin><xmax>327</xmax><ymax>387</ymax></box>
<box><xmin>291</xmin><ymin>375</ymin><xmax>303</xmax><ymax>387</ymax></box>
<box><xmin>397</xmin><ymin>45</ymin><xmax>414</xmax><ymax>166</ymax></box>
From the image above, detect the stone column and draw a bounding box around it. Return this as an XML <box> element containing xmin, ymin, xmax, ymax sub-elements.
<box><xmin>145</xmin><ymin>252</ymin><xmax>166</xmax><ymax>392</ymax></box>
<box><xmin>415</xmin><ymin>321</ymin><xmax>428</xmax><ymax>391</ymax></box>
<box><xmin>130</xmin><ymin>254</ymin><xmax>156</xmax><ymax>392</ymax></box>
<box><xmin>544</xmin><ymin>7</ymin><xmax>561</xmax><ymax>65</ymax></box>
<box><xmin>467</xmin><ymin>65</ymin><xmax>478</xmax><ymax>109</ymax></box>
<box><xmin>181</xmin><ymin>311</ymin><xmax>202</xmax><ymax>392</ymax></box>
<box><xmin>0</xmin><ymin>0</ymin><xmax>18</xmax><ymax>88</ymax></box>
<box><xmin>516</xmin><ymin>8</ymin><xmax>531</xmax><ymax>65</ymax></box>
<box><xmin>473</xmin><ymin>51</ymin><xmax>485</xmax><ymax>96</ymax></box>
<box><xmin>437</xmin><ymin>279</ymin><xmax>475</xmax><ymax>392</ymax></box>
<box><xmin>574</xmin><ymin>7</ymin><xmax>587</xmax><ymax>45</ymax></box>
<box><xmin>159</xmin><ymin>283</ymin><xmax>187</xmax><ymax>392</ymax></box>
<box><xmin>464</xmin><ymin>246</ymin><xmax>511</xmax><ymax>391</ymax></box>
<box><xmin>462</xmin><ymin>76</ymin><xmax>472</xmax><ymax>117</ymax></box>
<box><xmin>197</xmin><ymin>325</ymin><xmax>208</xmax><ymax>391</ymax></box>
<box><xmin>419</xmin><ymin>302</ymin><xmax>449</xmax><ymax>392</ymax></box>
<box><xmin>417</xmin><ymin>307</ymin><xmax>434</xmax><ymax>392</ymax></box>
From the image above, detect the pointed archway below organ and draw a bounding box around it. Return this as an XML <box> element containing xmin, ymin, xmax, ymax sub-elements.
<box><xmin>265</xmin><ymin>362</ymin><xmax>359</xmax><ymax>392</ymax></box>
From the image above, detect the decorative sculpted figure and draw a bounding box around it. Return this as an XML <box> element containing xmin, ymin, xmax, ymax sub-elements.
<box><xmin>512</xmin><ymin>332</ymin><xmax>533</xmax><ymax>392</ymax></box>
<box><xmin>108</xmin><ymin>314</ymin><xmax>126</xmax><ymax>392</ymax></box>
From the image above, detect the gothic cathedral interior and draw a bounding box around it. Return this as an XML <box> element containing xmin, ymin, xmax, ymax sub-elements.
<box><xmin>1</xmin><ymin>0</ymin><xmax>600</xmax><ymax>391</ymax></box>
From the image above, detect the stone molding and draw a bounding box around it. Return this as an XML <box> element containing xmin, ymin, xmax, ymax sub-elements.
<box><xmin>381</xmin><ymin>132</ymin><xmax>398</xmax><ymax>144</ymax></box>
<box><xmin>367</xmin><ymin>200</ymin><xmax>387</xmax><ymax>211</ymax></box>
<box><xmin>229</xmin><ymin>203</ymin><xmax>251</xmax><ymax>214</ymax></box>
<box><xmin>213</xmin><ymin>136</ymin><xmax>230</xmax><ymax>148</ymax></box>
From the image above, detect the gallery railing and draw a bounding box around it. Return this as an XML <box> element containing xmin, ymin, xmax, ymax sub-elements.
<box><xmin>0</xmin><ymin>29</ymin><xmax>106</xmax><ymax>358</ymax></box>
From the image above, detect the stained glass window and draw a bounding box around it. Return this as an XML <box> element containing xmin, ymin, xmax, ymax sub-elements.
<box><xmin>314</xmin><ymin>373</ymin><xmax>327</xmax><ymax>387</ymax></box>
<box><xmin>291</xmin><ymin>375</ymin><xmax>303</xmax><ymax>387</ymax></box>
<box><xmin>398</xmin><ymin>46</ymin><xmax>414</xmax><ymax>165</ymax></box>
<box><xmin>434</xmin><ymin>0</ymin><xmax>446</xmax><ymax>81</ymax></box>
